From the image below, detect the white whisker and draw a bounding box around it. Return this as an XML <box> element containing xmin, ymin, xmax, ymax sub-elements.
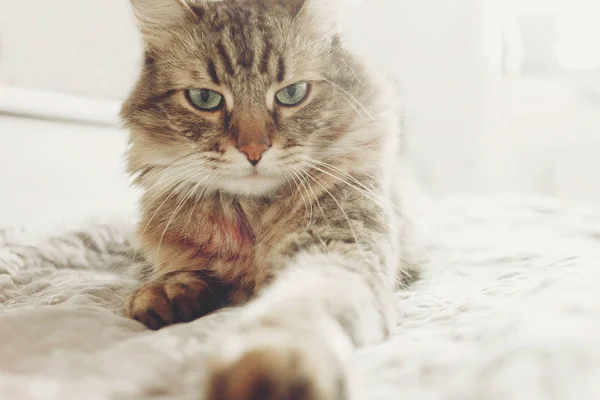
<box><xmin>302</xmin><ymin>170</ymin><xmax>376</xmax><ymax>269</ymax></box>
<box><xmin>289</xmin><ymin>166</ymin><xmax>314</xmax><ymax>234</ymax></box>
<box><xmin>320</xmin><ymin>77</ymin><xmax>379</xmax><ymax>125</ymax></box>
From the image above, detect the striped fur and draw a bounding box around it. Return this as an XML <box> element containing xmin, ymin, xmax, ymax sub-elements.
<box><xmin>121</xmin><ymin>1</ymin><xmax>420</xmax><ymax>398</ymax></box>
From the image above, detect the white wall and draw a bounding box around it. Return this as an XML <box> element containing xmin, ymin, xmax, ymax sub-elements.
<box><xmin>0</xmin><ymin>116</ymin><xmax>137</xmax><ymax>227</ymax></box>
<box><xmin>345</xmin><ymin>0</ymin><xmax>487</xmax><ymax>194</ymax></box>
<box><xmin>0</xmin><ymin>0</ymin><xmax>141</xmax><ymax>99</ymax></box>
<box><xmin>482</xmin><ymin>78</ymin><xmax>600</xmax><ymax>201</ymax></box>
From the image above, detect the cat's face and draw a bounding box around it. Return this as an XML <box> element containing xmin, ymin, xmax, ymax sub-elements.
<box><xmin>122</xmin><ymin>0</ymin><xmax>379</xmax><ymax>197</ymax></box>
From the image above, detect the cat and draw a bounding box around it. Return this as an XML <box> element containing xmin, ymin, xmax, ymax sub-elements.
<box><xmin>121</xmin><ymin>0</ymin><xmax>421</xmax><ymax>398</ymax></box>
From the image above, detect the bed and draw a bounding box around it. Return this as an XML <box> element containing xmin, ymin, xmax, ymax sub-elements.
<box><xmin>1</xmin><ymin>193</ymin><xmax>599</xmax><ymax>400</ymax></box>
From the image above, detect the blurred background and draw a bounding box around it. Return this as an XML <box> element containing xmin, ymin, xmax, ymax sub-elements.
<box><xmin>0</xmin><ymin>0</ymin><xmax>599</xmax><ymax>226</ymax></box>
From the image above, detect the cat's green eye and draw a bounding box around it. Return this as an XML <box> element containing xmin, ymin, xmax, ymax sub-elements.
<box><xmin>186</xmin><ymin>89</ymin><xmax>224</xmax><ymax>111</ymax></box>
<box><xmin>275</xmin><ymin>82</ymin><xmax>309</xmax><ymax>107</ymax></box>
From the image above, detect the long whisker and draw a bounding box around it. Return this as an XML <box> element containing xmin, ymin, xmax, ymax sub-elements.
<box><xmin>341</xmin><ymin>58</ymin><xmax>364</xmax><ymax>85</ymax></box>
<box><xmin>306</xmin><ymin>137</ymin><xmax>386</xmax><ymax>149</ymax></box>
<box><xmin>294</xmin><ymin>166</ymin><xmax>335</xmax><ymax>232</ymax></box>
<box><xmin>281</xmin><ymin>171</ymin><xmax>296</xmax><ymax>198</ymax></box>
<box><xmin>252</xmin><ymin>172</ymin><xmax>294</xmax><ymax>246</ymax></box>
<box><xmin>298</xmin><ymin>158</ymin><xmax>392</xmax><ymax>215</ymax></box>
<box><xmin>182</xmin><ymin>171</ymin><xmax>219</xmax><ymax>233</ymax></box>
<box><xmin>133</xmin><ymin>154</ymin><xmax>218</xmax><ymax>211</ymax></box>
<box><xmin>320</xmin><ymin>77</ymin><xmax>379</xmax><ymax>125</ymax></box>
<box><xmin>138</xmin><ymin>161</ymin><xmax>211</xmax><ymax>224</ymax></box>
<box><xmin>302</xmin><ymin>170</ymin><xmax>376</xmax><ymax>269</ymax></box>
<box><xmin>156</xmin><ymin>171</ymin><xmax>211</xmax><ymax>261</ymax></box>
<box><xmin>289</xmin><ymin>166</ymin><xmax>314</xmax><ymax>234</ymax></box>
<box><xmin>300</xmin><ymin>156</ymin><xmax>378</xmax><ymax>198</ymax></box>
<box><xmin>136</xmin><ymin>163</ymin><xmax>210</xmax><ymax>260</ymax></box>
<box><xmin>298</xmin><ymin>156</ymin><xmax>411</xmax><ymax>228</ymax></box>
<box><xmin>288</xmin><ymin>168</ymin><xmax>310</xmax><ymax>222</ymax></box>
<box><xmin>292</xmin><ymin>165</ymin><xmax>328</xmax><ymax>223</ymax></box>
<box><xmin>296</xmin><ymin>158</ymin><xmax>429</xmax><ymax>275</ymax></box>
<box><xmin>183</xmin><ymin>170</ymin><xmax>222</xmax><ymax>233</ymax></box>
<box><xmin>138</xmin><ymin>160</ymin><xmax>208</xmax><ymax>210</ymax></box>
<box><xmin>128</xmin><ymin>164</ymin><xmax>207</xmax><ymax>265</ymax></box>
<box><xmin>295</xmin><ymin>157</ymin><xmax>417</xmax><ymax>252</ymax></box>
<box><xmin>338</xmin><ymin>91</ymin><xmax>365</xmax><ymax>120</ymax></box>
<box><xmin>131</xmin><ymin>153</ymin><xmax>203</xmax><ymax>202</ymax></box>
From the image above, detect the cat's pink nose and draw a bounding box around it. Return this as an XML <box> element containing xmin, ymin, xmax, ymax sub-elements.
<box><xmin>238</xmin><ymin>143</ymin><xmax>269</xmax><ymax>166</ymax></box>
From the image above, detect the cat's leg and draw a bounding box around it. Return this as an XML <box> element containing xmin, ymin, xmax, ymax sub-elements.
<box><xmin>125</xmin><ymin>271</ymin><xmax>232</xmax><ymax>330</ymax></box>
<box><xmin>203</xmin><ymin>248</ymin><xmax>395</xmax><ymax>400</ymax></box>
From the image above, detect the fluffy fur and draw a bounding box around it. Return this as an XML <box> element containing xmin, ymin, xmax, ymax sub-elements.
<box><xmin>121</xmin><ymin>0</ymin><xmax>420</xmax><ymax>398</ymax></box>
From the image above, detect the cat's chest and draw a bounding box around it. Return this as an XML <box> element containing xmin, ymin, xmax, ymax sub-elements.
<box><xmin>198</xmin><ymin>201</ymin><xmax>292</xmax><ymax>257</ymax></box>
<box><xmin>176</xmin><ymin>197</ymin><xmax>296</xmax><ymax>274</ymax></box>
<box><xmin>196</xmin><ymin>205</ymin><xmax>255</xmax><ymax>258</ymax></box>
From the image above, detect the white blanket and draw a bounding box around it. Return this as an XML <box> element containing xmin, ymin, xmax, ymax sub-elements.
<box><xmin>1</xmin><ymin>194</ymin><xmax>599</xmax><ymax>400</ymax></box>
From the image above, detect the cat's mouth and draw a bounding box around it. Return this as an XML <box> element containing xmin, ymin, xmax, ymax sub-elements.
<box><xmin>239</xmin><ymin>166</ymin><xmax>271</xmax><ymax>179</ymax></box>
<box><xmin>217</xmin><ymin>171</ymin><xmax>285</xmax><ymax>196</ymax></box>
<box><xmin>242</xmin><ymin>171</ymin><xmax>275</xmax><ymax>183</ymax></box>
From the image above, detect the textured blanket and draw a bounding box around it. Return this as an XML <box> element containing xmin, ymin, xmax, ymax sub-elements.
<box><xmin>1</xmin><ymin>194</ymin><xmax>600</xmax><ymax>400</ymax></box>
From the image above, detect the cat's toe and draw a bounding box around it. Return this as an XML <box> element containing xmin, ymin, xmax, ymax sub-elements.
<box><xmin>204</xmin><ymin>334</ymin><xmax>347</xmax><ymax>400</ymax></box>
<box><xmin>126</xmin><ymin>283</ymin><xmax>175</xmax><ymax>329</ymax></box>
<box><xmin>125</xmin><ymin>272</ymin><xmax>220</xmax><ymax>330</ymax></box>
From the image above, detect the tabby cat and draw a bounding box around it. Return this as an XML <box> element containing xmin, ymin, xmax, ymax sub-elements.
<box><xmin>121</xmin><ymin>0</ymin><xmax>420</xmax><ymax>398</ymax></box>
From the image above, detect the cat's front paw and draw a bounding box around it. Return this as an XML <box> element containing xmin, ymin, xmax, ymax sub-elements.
<box><xmin>125</xmin><ymin>272</ymin><xmax>226</xmax><ymax>330</ymax></box>
<box><xmin>204</xmin><ymin>332</ymin><xmax>348</xmax><ymax>400</ymax></box>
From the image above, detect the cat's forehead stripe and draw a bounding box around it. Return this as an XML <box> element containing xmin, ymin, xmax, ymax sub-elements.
<box><xmin>216</xmin><ymin>42</ymin><xmax>235</xmax><ymax>76</ymax></box>
<box><xmin>237</xmin><ymin>44</ymin><xmax>255</xmax><ymax>70</ymax></box>
<box><xmin>259</xmin><ymin>41</ymin><xmax>272</xmax><ymax>75</ymax></box>
<box><xmin>207</xmin><ymin>59</ymin><xmax>221</xmax><ymax>85</ymax></box>
<box><xmin>190</xmin><ymin>5</ymin><xmax>206</xmax><ymax>20</ymax></box>
<box><xmin>206</xmin><ymin>39</ymin><xmax>282</xmax><ymax>83</ymax></box>
<box><xmin>277</xmin><ymin>57</ymin><xmax>286</xmax><ymax>82</ymax></box>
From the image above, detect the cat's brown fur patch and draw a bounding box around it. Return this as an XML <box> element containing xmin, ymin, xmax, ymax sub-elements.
<box><xmin>206</xmin><ymin>347</ymin><xmax>345</xmax><ymax>400</ymax></box>
<box><xmin>126</xmin><ymin>271</ymin><xmax>232</xmax><ymax>330</ymax></box>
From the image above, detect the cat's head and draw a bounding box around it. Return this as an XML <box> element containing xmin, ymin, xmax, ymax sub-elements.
<box><xmin>122</xmin><ymin>0</ymin><xmax>392</xmax><ymax>198</ymax></box>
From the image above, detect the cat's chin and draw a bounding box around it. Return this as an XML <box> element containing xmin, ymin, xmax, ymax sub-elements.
<box><xmin>216</xmin><ymin>175</ymin><xmax>286</xmax><ymax>197</ymax></box>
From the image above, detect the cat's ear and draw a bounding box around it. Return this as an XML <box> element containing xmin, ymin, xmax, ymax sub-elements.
<box><xmin>129</xmin><ymin>0</ymin><xmax>200</xmax><ymax>41</ymax></box>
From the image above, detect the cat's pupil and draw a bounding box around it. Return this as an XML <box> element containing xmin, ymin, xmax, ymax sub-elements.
<box><xmin>287</xmin><ymin>86</ymin><xmax>297</xmax><ymax>97</ymax></box>
<box><xmin>200</xmin><ymin>90</ymin><xmax>210</xmax><ymax>102</ymax></box>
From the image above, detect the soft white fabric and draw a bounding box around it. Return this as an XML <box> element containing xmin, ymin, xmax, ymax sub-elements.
<box><xmin>1</xmin><ymin>194</ymin><xmax>599</xmax><ymax>400</ymax></box>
